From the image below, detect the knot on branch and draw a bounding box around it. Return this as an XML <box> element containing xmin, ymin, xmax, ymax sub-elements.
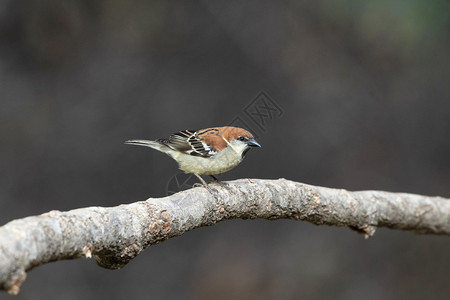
<box><xmin>94</xmin><ymin>244</ymin><xmax>143</xmax><ymax>269</ymax></box>
<box><xmin>93</xmin><ymin>206</ymin><xmax>173</xmax><ymax>269</ymax></box>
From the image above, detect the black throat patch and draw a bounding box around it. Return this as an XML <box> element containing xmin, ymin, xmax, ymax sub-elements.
<box><xmin>242</xmin><ymin>148</ymin><xmax>250</xmax><ymax>158</ymax></box>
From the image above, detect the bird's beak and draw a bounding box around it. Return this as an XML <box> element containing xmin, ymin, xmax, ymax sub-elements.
<box><xmin>247</xmin><ymin>139</ymin><xmax>261</xmax><ymax>148</ymax></box>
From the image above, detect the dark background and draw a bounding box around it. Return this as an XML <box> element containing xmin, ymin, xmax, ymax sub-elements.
<box><xmin>1</xmin><ymin>1</ymin><xmax>449</xmax><ymax>299</ymax></box>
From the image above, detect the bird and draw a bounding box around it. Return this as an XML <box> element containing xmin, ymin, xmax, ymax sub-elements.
<box><xmin>125</xmin><ymin>126</ymin><xmax>261</xmax><ymax>191</ymax></box>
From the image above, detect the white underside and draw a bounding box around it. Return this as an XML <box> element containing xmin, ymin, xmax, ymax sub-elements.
<box><xmin>169</xmin><ymin>146</ymin><xmax>243</xmax><ymax>175</ymax></box>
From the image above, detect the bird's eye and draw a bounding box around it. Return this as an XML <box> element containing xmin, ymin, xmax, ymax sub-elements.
<box><xmin>238</xmin><ymin>136</ymin><xmax>248</xmax><ymax>142</ymax></box>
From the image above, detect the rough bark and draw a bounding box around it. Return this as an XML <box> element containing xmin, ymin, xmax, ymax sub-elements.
<box><xmin>0</xmin><ymin>179</ymin><xmax>449</xmax><ymax>294</ymax></box>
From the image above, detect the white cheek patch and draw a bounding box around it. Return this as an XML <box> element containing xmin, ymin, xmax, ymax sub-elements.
<box><xmin>227</xmin><ymin>140</ymin><xmax>249</xmax><ymax>156</ymax></box>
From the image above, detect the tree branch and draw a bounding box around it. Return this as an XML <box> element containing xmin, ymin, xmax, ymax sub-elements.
<box><xmin>1</xmin><ymin>178</ymin><xmax>449</xmax><ymax>294</ymax></box>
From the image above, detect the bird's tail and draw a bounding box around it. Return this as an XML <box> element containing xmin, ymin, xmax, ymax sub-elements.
<box><xmin>124</xmin><ymin>140</ymin><xmax>167</xmax><ymax>152</ymax></box>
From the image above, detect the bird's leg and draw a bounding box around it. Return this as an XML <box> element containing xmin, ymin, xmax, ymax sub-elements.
<box><xmin>208</xmin><ymin>174</ymin><xmax>229</xmax><ymax>187</ymax></box>
<box><xmin>194</xmin><ymin>174</ymin><xmax>209</xmax><ymax>187</ymax></box>
<box><xmin>209</xmin><ymin>175</ymin><xmax>219</xmax><ymax>182</ymax></box>
<box><xmin>194</xmin><ymin>174</ymin><xmax>218</xmax><ymax>198</ymax></box>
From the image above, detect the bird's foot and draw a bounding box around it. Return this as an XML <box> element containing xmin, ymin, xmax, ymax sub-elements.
<box><xmin>194</xmin><ymin>174</ymin><xmax>220</xmax><ymax>200</ymax></box>
<box><xmin>208</xmin><ymin>175</ymin><xmax>229</xmax><ymax>187</ymax></box>
<box><xmin>209</xmin><ymin>175</ymin><xmax>219</xmax><ymax>182</ymax></box>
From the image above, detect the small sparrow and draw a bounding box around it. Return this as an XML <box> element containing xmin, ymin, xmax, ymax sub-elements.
<box><xmin>125</xmin><ymin>126</ymin><xmax>261</xmax><ymax>189</ymax></box>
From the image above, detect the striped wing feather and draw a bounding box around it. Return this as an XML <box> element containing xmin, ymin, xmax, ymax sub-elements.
<box><xmin>158</xmin><ymin>129</ymin><xmax>219</xmax><ymax>157</ymax></box>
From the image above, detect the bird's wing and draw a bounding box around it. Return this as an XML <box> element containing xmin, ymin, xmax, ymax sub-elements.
<box><xmin>158</xmin><ymin>129</ymin><xmax>219</xmax><ymax>157</ymax></box>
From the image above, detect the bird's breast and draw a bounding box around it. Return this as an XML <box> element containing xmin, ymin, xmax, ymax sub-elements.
<box><xmin>173</xmin><ymin>147</ymin><xmax>243</xmax><ymax>175</ymax></box>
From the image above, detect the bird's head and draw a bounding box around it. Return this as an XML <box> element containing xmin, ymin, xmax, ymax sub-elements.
<box><xmin>221</xmin><ymin>127</ymin><xmax>261</xmax><ymax>157</ymax></box>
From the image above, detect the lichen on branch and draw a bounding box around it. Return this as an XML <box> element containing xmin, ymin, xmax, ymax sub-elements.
<box><xmin>0</xmin><ymin>179</ymin><xmax>448</xmax><ymax>294</ymax></box>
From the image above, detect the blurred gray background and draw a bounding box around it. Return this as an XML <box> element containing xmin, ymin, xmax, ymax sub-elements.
<box><xmin>1</xmin><ymin>1</ymin><xmax>449</xmax><ymax>299</ymax></box>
